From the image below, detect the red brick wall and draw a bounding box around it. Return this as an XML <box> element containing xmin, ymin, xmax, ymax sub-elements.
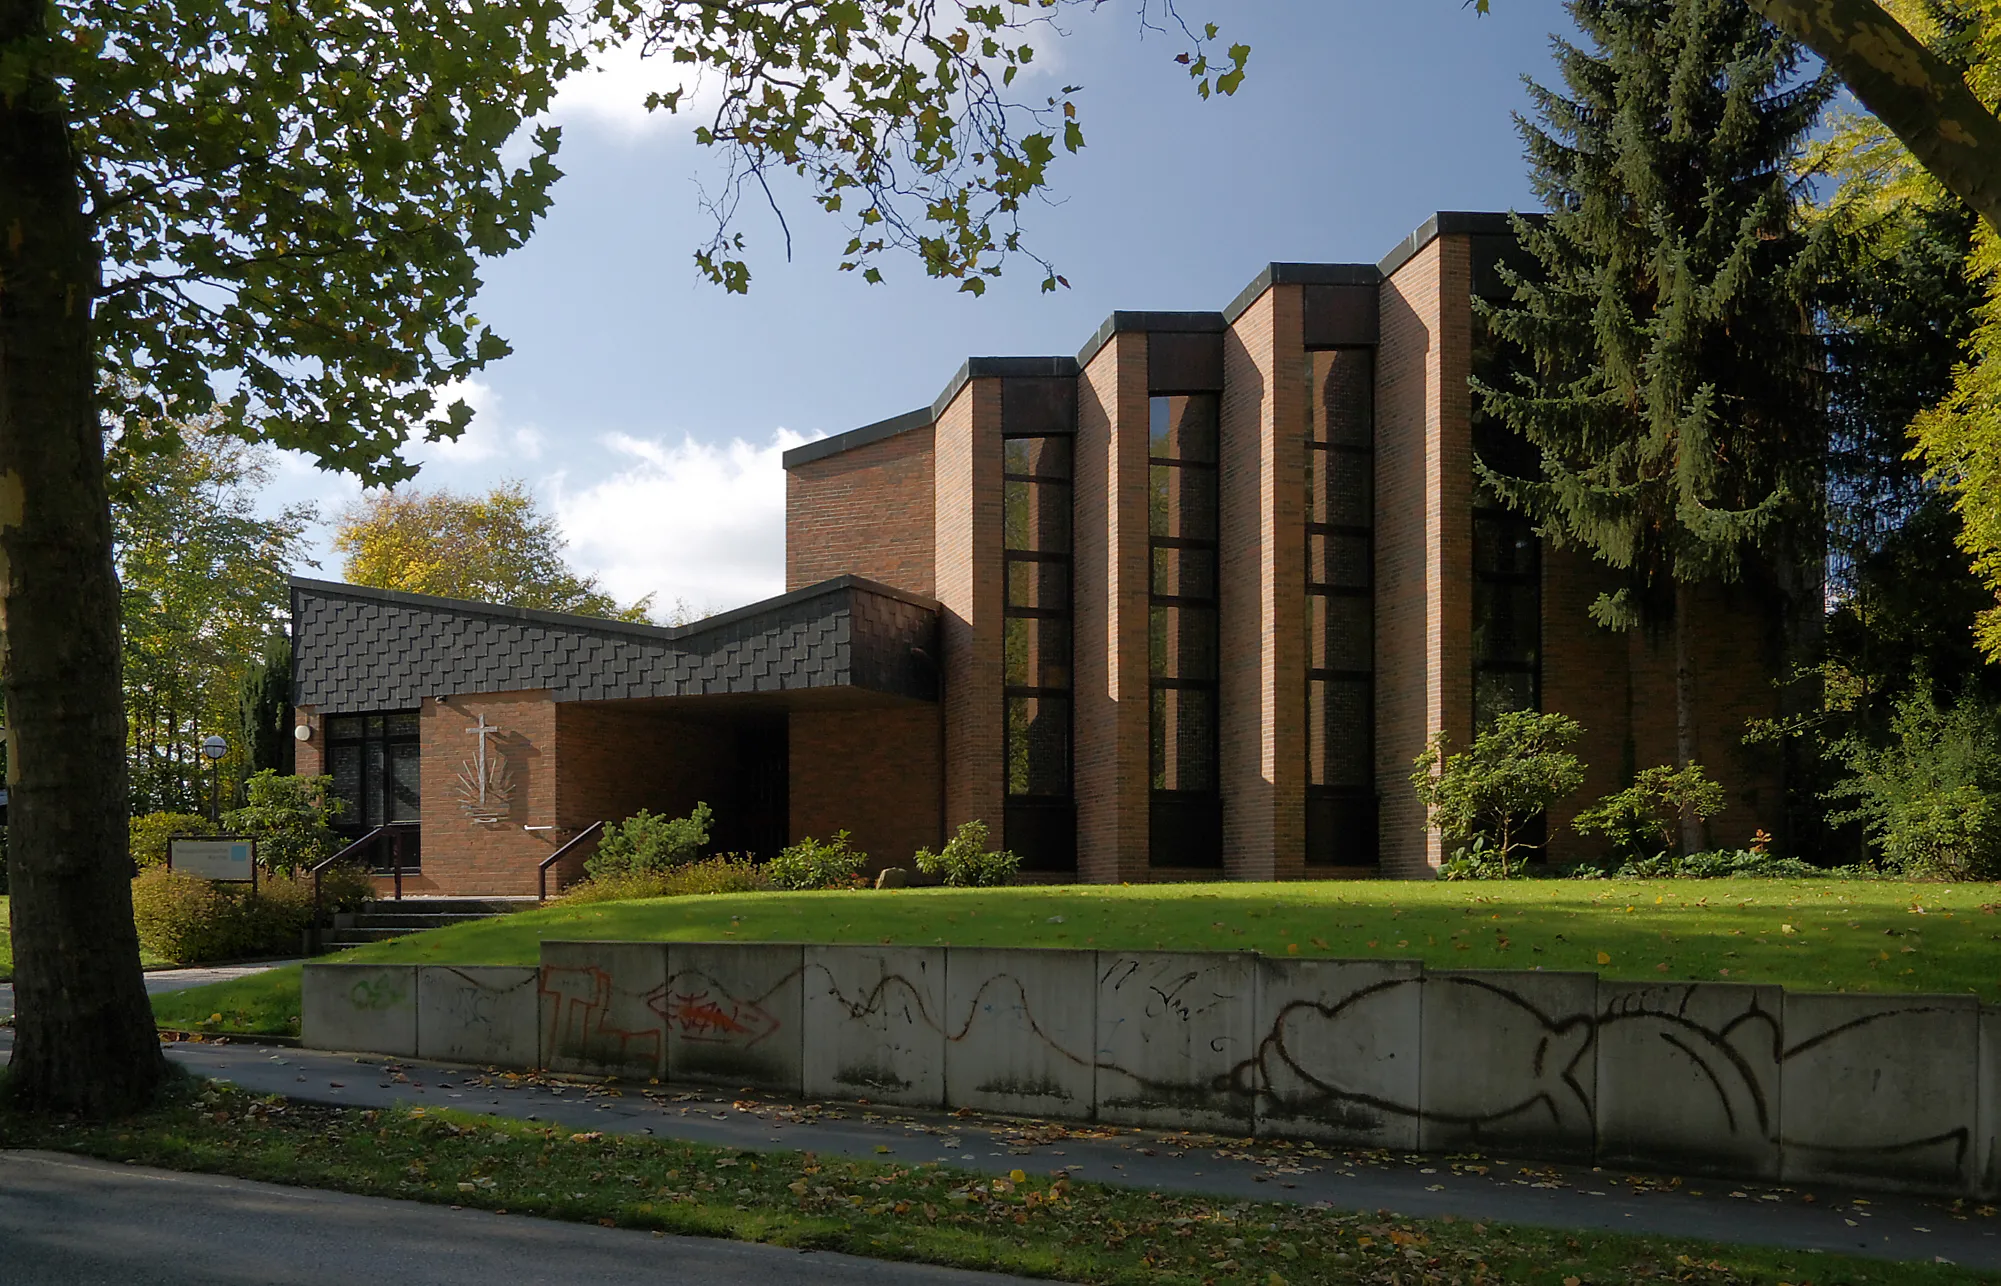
<box><xmin>786</xmin><ymin>425</ymin><xmax>937</xmax><ymax>595</ymax></box>
<box><xmin>1535</xmin><ymin>537</ymin><xmax>1790</xmax><ymax>863</ymax></box>
<box><xmin>1539</xmin><ymin>546</ymin><xmax>1632</xmax><ymax>860</ymax></box>
<box><xmin>294</xmin><ymin>707</ymin><xmax>322</xmax><ymax>778</ymax></box>
<box><xmin>1621</xmin><ymin>582</ymin><xmax>1787</xmax><ymax>853</ymax></box>
<box><xmin>1376</xmin><ymin>235</ymin><xmax>1475</xmax><ymax>877</ymax></box>
<box><xmin>935</xmin><ymin>381</ymin><xmax>1007</xmax><ymax>841</ymax></box>
<box><xmin>545</xmin><ymin>702</ymin><xmax>752</xmax><ymax>891</ymax></box>
<box><xmin>1074</xmin><ymin>333</ymin><xmax>1153</xmax><ymax>883</ymax></box>
<box><xmin>416</xmin><ymin>691</ymin><xmax>561</xmax><ymax>896</ymax></box>
<box><xmin>1220</xmin><ymin>285</ymin><xmax>1308</xmax><ymax>880</ymax></box>
<box><xmin>789</xmin><ymin>704</ymin><xmax>942</xmax><ymax>876</ymax></box>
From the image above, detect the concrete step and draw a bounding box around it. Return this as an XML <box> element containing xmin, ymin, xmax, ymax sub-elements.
<box><xmin>324</xmin><ymin>928</ymin><xmax>414</xmax><ymax>946</ymax></box>
<box><xmin>352</xmin><ymin>912</ymin><xmax>506</xmax><ymax>930</ymax></box>
<box><xmin>359</xmin><ymin>898</ymin><xmax>530</xmax><ymax>917</ymax></box>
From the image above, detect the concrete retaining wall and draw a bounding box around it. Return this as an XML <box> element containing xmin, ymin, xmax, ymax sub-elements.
<box><xmin>418</xmin><ymin>966</ymin><xmax>540</xmax><ymax>1067</ymax></box>
<box><xmin>304</xmin><ymin>964</ymin><xmax>417</xmax><ymax>1058</ymax></box>
<box><xmin>1781</xmin><ymin>992</ymin><xmax>1981</xmax><ymax>1195</ymax></box>
<box><xmin>1982</xmin><ymin>1007</ymin><xmax>1999</xmax><ymax>1200</ymax></box>
<box><xmin>301</xmin><ymin>944</ymin><xmax>2001</xmax><ymax>1198</ymax></box>
<box><xmin>802</xmin><ymin>945</ymin><xmax>946</xmax><ymax>1106</ymax></box>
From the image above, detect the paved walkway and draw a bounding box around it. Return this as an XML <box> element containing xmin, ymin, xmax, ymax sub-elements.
<box><xmin>0</xmin><ymin>1151</ymin><xmax>1035</xmax><ymax>1285</ymax></box>
<box><xmin>3</xmin><ymin>1030</ymin><xmax>1993</xmax><ymax>1272</ymax></box>
<box><xmin>0</xmin><ymin>960</ymin><xmax>294</xmax><ymax>1021</ymax></box>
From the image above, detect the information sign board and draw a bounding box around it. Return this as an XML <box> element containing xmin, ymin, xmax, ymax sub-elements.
<box><xmin>167</xmin><ymin>837</ymin><xmax>258</xmax><ymax>884</ymax></box>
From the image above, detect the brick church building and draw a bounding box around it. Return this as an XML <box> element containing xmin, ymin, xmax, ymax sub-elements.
<box><xmin>291</xmin><ymin>212</ymin><xmax>1792</xmax><ymax>895</ymax></box>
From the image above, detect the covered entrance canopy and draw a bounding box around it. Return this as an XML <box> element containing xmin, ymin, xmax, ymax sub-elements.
<box><xmin>289</xmin><ymin>575</ymin><xmax>941</xmax><ymax>894</ymax></box>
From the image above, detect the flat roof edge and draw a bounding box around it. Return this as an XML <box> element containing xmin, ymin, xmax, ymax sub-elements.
<box><xmin>1376</xmin><ymin>211</ymin><xmax>1520</xmax><ymax>279</ymax></box>
<box><xmin>781</xmin><ymin>408</ymin><xmax>932</xmax><ymax>470</ymax></box>
<box><xmin>1221</xmin><ymin>262</ymin><xmax>1381</xmax><ymax>325</ymax></box>
<box><xmin>930</xmin><ymin>355</ymin><xmax>1081</xmax><ymax>420</ymax></box>
<box><xmin>1075</xmin><ymin>310</ymin><xmax>1228</xmax><ymax>368</ymax></box>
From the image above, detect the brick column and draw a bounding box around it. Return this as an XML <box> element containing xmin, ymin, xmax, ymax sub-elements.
<box><xmin>1375</xmin><ymin>235</ymin><xmax>1475</xmax><ymax>877</ymax></box>
<box><xmin>935</xmin><ymin>380</ymin><xmax>1006</xmax><ymax>839</ymax></box>
<box><xmin>1074</xmin><ymin>332</ymin><xmax>1152</xmax><ymax>883</ymax></box>
<box><xmin>1219</xmin><ymin>285</ymin><xmax>1307</xmax><ymax>880</ymax></box>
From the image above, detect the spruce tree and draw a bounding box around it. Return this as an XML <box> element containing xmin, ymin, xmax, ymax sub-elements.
<box><xmin>1476</xmin><ymin>0</ymin><xmax>1832</xmax><ymax>852</ymax></box>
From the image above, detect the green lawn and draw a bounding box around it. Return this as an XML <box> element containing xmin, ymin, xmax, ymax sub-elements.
<box><xmin>0</xmin><ymin>896</ymin><xmax>10</xmax><ymax>981</ymax></box>
<box><xmin>152</xmin><ymin>877</ymin><xmax>2001</xmax><ymax>1036</ymax></box>
<box><xmin>0</xmin><ymin>1080</ymin><xmax>1983</xmax><ymax>1286</ymax></box>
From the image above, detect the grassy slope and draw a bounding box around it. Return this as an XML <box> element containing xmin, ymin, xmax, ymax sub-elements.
<box><xmin>153</xmin><ymin>877</ymin><xmax>2001</xmax><ymax>1035</ymax></box>
<box><xmin>0</xmin><ymin>895</ymin><xmax>9</xmax><ymax>980</ymax></box>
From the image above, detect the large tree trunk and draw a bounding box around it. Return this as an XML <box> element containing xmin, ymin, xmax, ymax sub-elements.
<box><xmin>0</xmin><ymin>0</ymin><xmax>169</xmax><ymax>1114</ymax></box>
<box><xmin>1750</xmin><ymin>0</ymin><xmax>2001</xmax><ymax>234</ymax></box>
<box><xmin>1671</xmin><ymin>584</ymin><xmax>1704</xmax><ymax>857</ymax></box>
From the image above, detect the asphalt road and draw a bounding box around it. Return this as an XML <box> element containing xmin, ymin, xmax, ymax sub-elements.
<box><xmin>0</xmin><ymin>1151</ymin><xmax>1039</xmax><ymax>1285</ymax></box>
<box><xmin>3</xmin><ymin>1029</ymin><xmax>1994</xmax><ymax>1272</ymax></box>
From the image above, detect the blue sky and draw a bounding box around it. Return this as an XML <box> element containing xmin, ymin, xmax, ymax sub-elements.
<box><xmin>272</xmin><ymin>0</ymin><xmax>1579</xmax><ymax>614</ymax></box>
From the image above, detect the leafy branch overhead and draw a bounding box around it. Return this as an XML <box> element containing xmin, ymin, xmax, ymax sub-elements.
<box><xmin>52</xmin><ymin>0</ymin><xmax>1243</xmax><ymax>495</ymax></box>
<box><xmin>603</xmin><ymin>1</ymin><xmax>1250</xmax><ymax>296</ymax></box>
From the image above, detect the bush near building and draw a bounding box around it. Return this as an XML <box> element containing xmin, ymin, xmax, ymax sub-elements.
<box><xmin>913</xmin><ymin>819</ymin><xmax>1021</xmax><ymax>888</ymax></box>
<box><xmin>583</xmin><ymin>804</ymin><xmax>715</xmax><ymax>881</ymax></box>
<box><xmin>766</xmin><ymin>831</ymin><xmax>867</xmax><ymax>890</ymax></box>
<box><xmin>131</xmin><ymin>865</ymin><xmax>373</xmax><ymax>965</ymax></box>
<box><xmin>560</xmin><ymin>855</ymin><xmax>768</xmax><ymax>905</ymax></box>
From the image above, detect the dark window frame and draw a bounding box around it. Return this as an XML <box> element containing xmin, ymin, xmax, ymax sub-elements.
<box><xmin>1470</xmin><ymin>502</ymin><xmax>1543</xmax><ymax>729</ymax></box>
<box><xmin>1147</xmin><ymin>392</ymin><xmax>1223</xmax><ymax>868</ymax></box>
<box><xmin>1306</xmin><ymin>347</ymin><xmax>1379</xmax><ymax>868</ymax></box>
<box><xmin>1002</xmin><ymin>431</ymin><xmax>1076</xmax><ymax>871</ymax></box>
<box><xmin>325</xmin><ymin>710</ymin><xmax>422</xmax><ymax>872</ymax></box>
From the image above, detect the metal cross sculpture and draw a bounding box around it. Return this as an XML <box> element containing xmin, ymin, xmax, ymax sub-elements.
<box><xmin>466</xmin><ymin>714</ymin><xmax>502</xmax><ymax>803</ymax></box>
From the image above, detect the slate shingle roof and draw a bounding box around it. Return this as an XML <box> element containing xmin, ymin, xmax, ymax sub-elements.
<box><xmin>291</xmin><ymin>576</ymin><xmax>939</xmax><ymax>713</ymax></box>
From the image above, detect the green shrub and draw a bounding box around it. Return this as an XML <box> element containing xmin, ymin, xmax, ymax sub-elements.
<box><xmin>1572</xmin><ymin>763</ymin><xmax>1727</xmax><ymax>866</ymax></box>
<box><xmin>766</xmin><ymin>831</ymin><xmax>867</xmax><ymax>890</ymax></box>
<box><xmin>913</xmin><ymin>819</ymin><xmax>1020</xmax><ymax>888</ymax></box>
<box><xmin>129</xmin><ymin>811</ymin><xmax>216</xmax><ymax>871</ymax></box>
<box><xmin>1438</xmin><ymin>836</ymin><xmax>1513</xmax><ymax>881</ymax></box>
<box><xmin>1411</xmin><ymin>711</ymin><xmax>1586</xmax><ymax>878</ymax></box>
<box><xmin>131</xmin><ymin>867</ymin><xmax>339</xmax><ymax>964</ymax></box>
<box><xmin>1826</xmin><ymin>684</ymin><xmax>2001</xmax><ymax>879</ymax></box>
<box><xmin>584</xmin><ymin>803</ymin><xmax>715</xmax><ymax>880</ymax></box>
<box><xmin>561</xmin><ymin>854</ymin><xmax>769</xmax><ymax>905</ymax></box>
<box><xmin>220</xmin><ymin>771</ymin><xmax>343</xmax><ymax>875</ymax></box>
<box><xmin>315</xmin><ymin>861</ymin><xmax>378</xmax><ymax>913</ymax></box>
<box><xmin>1573</xmin><ymin>848</ymin><xmax>1863</xmax><ymax>880</ymax></box>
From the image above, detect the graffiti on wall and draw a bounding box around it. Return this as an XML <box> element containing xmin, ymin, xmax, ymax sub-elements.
<box><xmin>519</xmin><ymin>945</ymin><xmax>1987</xmax><ymax>1192</ymax></box>
<box><xmin>539</xmin><ymin>964</ymin><xmax>663</xmax><ymax>1073</ymax></box>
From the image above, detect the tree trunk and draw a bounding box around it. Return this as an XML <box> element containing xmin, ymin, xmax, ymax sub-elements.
<box><xmin>0</xmin><ymin>0</ymin><xmax>169</xmax><ymax>1114</ymax></box>
<box><xmin>1671</xmin><ymin>584</ymin><xmax>1704</xmax><ymax>857</ymax></box>
<box><xmin>1750</xmin><ymin>0</ymin><xmax>2001</xmax><ymax>234</ymax></box>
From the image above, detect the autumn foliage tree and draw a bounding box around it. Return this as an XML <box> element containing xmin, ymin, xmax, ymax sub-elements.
<box><xmin>0</xmin><ymin>0</ymin><xmax>1235</xmax><ymax>1114</ymax></box>
<box><xmin>335</xmin><ymin>483</ymin><xmax>653</xmax><ymax>623</ymax></box>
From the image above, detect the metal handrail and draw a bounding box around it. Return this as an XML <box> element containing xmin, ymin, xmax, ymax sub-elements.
<box><xmin>309</xmin><ymin>821</ymin><xmax>418</xmax><ymax>954</ymax></box>
<box><xmin>538</xmin><ymin>821</ymin><xmax>605</xmax><ymax>902</ymax></box>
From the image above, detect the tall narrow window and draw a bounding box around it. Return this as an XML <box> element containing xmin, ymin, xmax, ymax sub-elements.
<box><xmin>1149</xmin><ymin>393</ymin><xmax>1222</xmax><ymax>867</ymax></box>
<box><xmin>1306</xmin><ymin>349</ymin><xmax>1378</xmax><ymax>866</ymax></box>
<box><xmin>1471</xmin><ymin>319</ymin><xmax>1541</xmax><ymax>731</ymax></box>
<box><xmin>1003</xmin><ymin>432</ymin><xmax>1076</xmax><ymax>870</ymax></box>
<box><xmin>326</xmin><ymin>711</ymin><xmax>422</xmax><ymax>871</ymax></box>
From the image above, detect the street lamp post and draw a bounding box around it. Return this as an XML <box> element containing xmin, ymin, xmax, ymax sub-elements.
<box><xmin>201</xmin><ymin>734</ymin><xmax>229</xmax><ymax>825</ymax></box>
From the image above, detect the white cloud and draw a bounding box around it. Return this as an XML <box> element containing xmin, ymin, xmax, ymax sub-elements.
<box><xmin>545</xmin><ymin>40</ymin><xmax>709</xmax><ymax>140</ymax></box>
<box><xmin>552</xmin><ymin>428</ymin><xmax>822</xmax><ymax>616</ymax></box>
<box><xmin>417</xmin><ymin>379</ymin><xmax>546</xmax><ymax>465</ymax></box>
